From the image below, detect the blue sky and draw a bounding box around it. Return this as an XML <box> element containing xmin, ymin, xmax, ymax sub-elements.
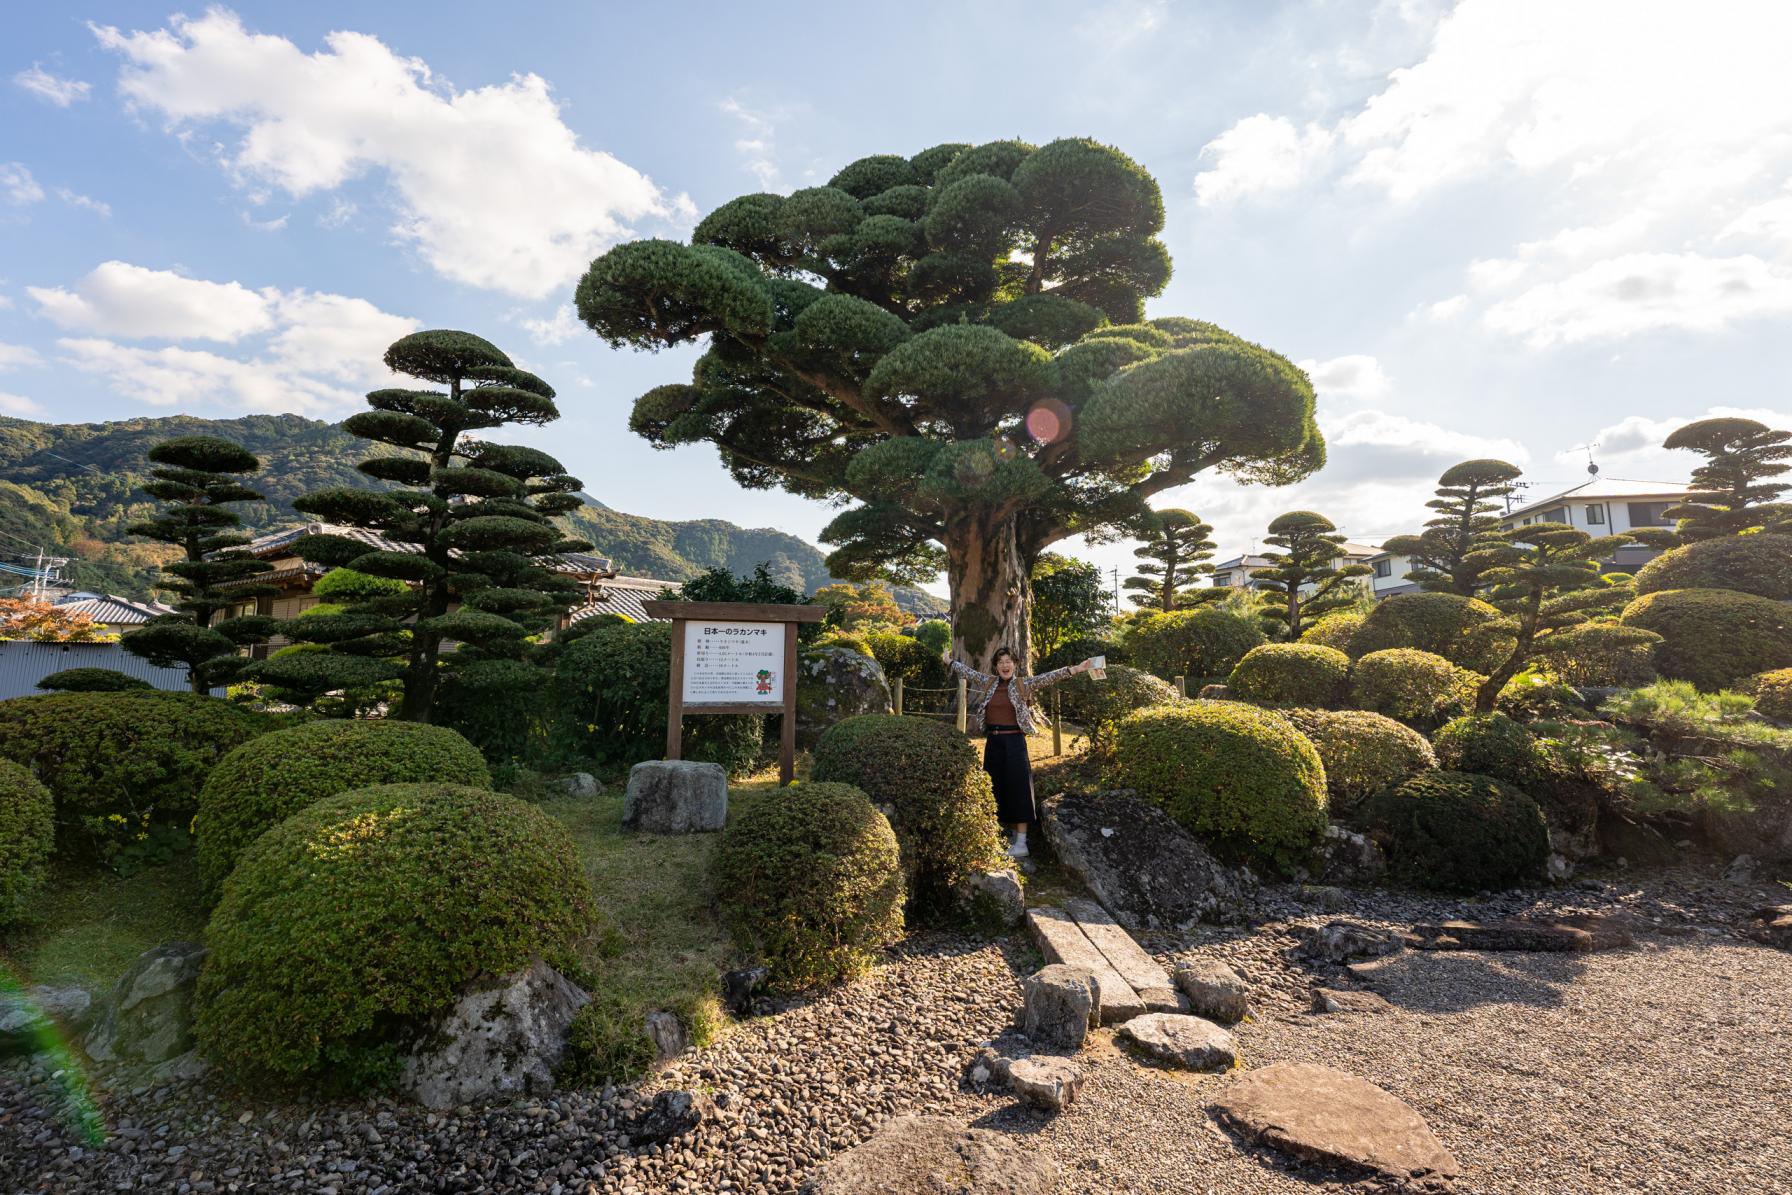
<box><xmin>4</xmin><ymin>1</ymin><xmax>1790</xmax><ymax>598</ymax></box>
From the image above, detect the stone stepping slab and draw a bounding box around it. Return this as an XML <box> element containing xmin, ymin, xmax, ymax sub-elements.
<box><xmin>1063</xmin><ymin>898</ymin><xmax>1181</xmax><ymax>1012</ymax></box>
<box><xmin>1406</xmin><ymin>914</ymin><xmax>1635</xmax><ymax>953</ymax></box>
<box><xmin>1026</xmin><ymin>904</ymin><xmax>1178</xmax><ymax>1024</ymax></box>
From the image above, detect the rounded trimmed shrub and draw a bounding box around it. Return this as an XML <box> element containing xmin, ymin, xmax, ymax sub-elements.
<box><xmin>1038</xmin><ymin>635</ymin><xmax>1128</xmax><ymax>673</ymax></box>
<box><xmin>1054</xmin><ymin>664</ymin><xmax>1181</xmax><ymax>755</ymax></box>
<box><xmin>195</xmin><ymin>783</ymin><xmax>595</xmax><ymax>1085</ymax></box>
<box><xmin>714</xmin><ymin>782</ymin><xmax>904</xmax><ymax>989</ymax></box>
<box><xmin>1359</xmin><ymin>771</ymin><xmax>1550</xmax><ymax>893</ymax></box>
<box><xmin>1749</xmin><ymin>668</ymin><xmax>1792</xmax><ymax>723</ymax></box>
<box><xmin>1347</xmin><ymin>593</ymin><xmax>1511</xmax><ymax>672</ymax></box>
<box><xmin>1634</xmin><ymin>534</ymin><xmax>1792</xmax><ymax>601</ymax></box>
<box><xmin>0</xmin><ymin>692</ymin><xmax>273</xmax><ymax>857</ymax></box>
<box><xmin>1111</xmin><ymin>701</ymin><xmax>1327</xmax><ymax>875</ymax></box>
<box><xmin>194</xmin><ymin>719</ymin><xmax>492</xmax><ymax>903</ymax></box>
<box><xmin>1281</xmin><ymin>708</ymin><xmax>1436</xmax><ymax>816</ymax></box>
<box><xmin>1228</xmin><ymin>643</ymin><xmax>1350</xmax><ymax>708</ymax></box>
<box><xmin>810</xmin><ymin>715</ymin><xmax>1003</xmax><ymax>915</ymax></box>
<box><xmin>0</xmin><ymin>758</ymin><xmax>53</xmax><ymax>924</ymax></box>
<box><xmin>1350</xmin><ymin>649</ymin><xmax>1479</xmax><ymax>729</ymax></box>
<box><xmin>35</xmin><ymin>668</ymin><xmax>152</xmax><ymax>693</ymax></box>
<box><xmin>1432</xmin><ymin>712</ymin><xmax>1545</xmax><ymax>790</ymax></box>
<box><xmin>1538</xmin><ymin>622</ymin><xmax>1659</xmax><ymax>688</ymax></box>
<box><xmin>1496</xmin><ymin>668</ymin><xmax>1586</xmax><ymax>723</ymax></box>
<box><xmin>1621</xmin><ymin>588</ymin><xmax>1792</xmax><ymax>690</ymax></box>
<box><xmin>1127</xmin><ymin>605</ymin><xmax>1266</xmax><ymax>684</ymax></box>
<box><xmin>1299</xmin><ymin>611</ymin><xmax>1364</xmax><ymax>653</ymax></box>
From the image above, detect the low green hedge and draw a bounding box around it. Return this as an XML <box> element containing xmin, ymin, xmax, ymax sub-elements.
<box><xmin>1359</xmin><ymin>770</ymin><xmax>1550</xmax><ymax>893</ymax></box>
<box><xmin>195</xmin><ymin>783</ymin><xmax>595</xmax><ymax>1086</ymax></box>
<box><xmin>1111</xmin><ymin>701</ymin><xmax>1327</xmax><ymax>875</ymax></box>
<box><xmin>1053</xmin><ymin>664</ymin><xmax>1181</xmax><ymax>755</ymax></box>
<box><xmin>1634</xmin><ymin>534</ymin><xmax>1792</xmax><ymax>601</ymax></box>
<box><xmin>194</xmin><ymin>719</ymin><xmax>492</xmax><ymax>904</ymax></box>
<box><xmin>35</xmin><ymin>668</ymin><xmax>152</xmax><ymax>693</ymax></box>
<box><xmin>1347</xmin><ymin>592</ymin><xmax>1510</xmax><ymax>673</ymax></box>
<box><xmin>1620</xmin><ymin>588</ymin><xmax>1792</xmax><ymax>691</ymax></box>
<box><xmin>810</xmin><ymin>715</ymin><xmax>1004</xmax><ymax>917</ymax></box>
<box><xmin>1299</xmin><ymin>612</ymin><xmax>1364</xmax><ymax>653</ymax></box>
<box><xmin>1228</xmin><ymin>643</ymin><xmax>1350</xmax><ymax>708</ymax></box>
<box><xmin>1431</xmin><ymin>712</ymin><xmax>1546</xmax><ymax>790</ymax></box>
<box><xmin>714</xmin><ymin>782</ymin><xmax>904</xmax><ymax>989</ymax></box>
<box><xmin>1282</xmin><ymin>708</ymin><xmax>1436</xmax><ymax>816</ymax></box>
<box><xmin>1750</xmin><ymin>668</ymin><xmax>1792</xmax><ymax>723</ymax></box>
<box><xmin>1126</xmin><ymin>606</ymin><xmax>1266</xmax><ymax>684</ymax></box>
<box><xmin>0</xmin><ymin>758</ymin><xmax>53</xmax><ymax>924</ymax></box>
<box><xmin>1350</xmin><ymin>648</ymin><xmax>1478</xmax><ymax>730</ymax></box>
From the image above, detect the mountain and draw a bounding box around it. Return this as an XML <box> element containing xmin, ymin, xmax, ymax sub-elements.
<box><xmin>0</xmin><ymin>414</ymin><xmax>946</xmax><ymax>615</ymax></box>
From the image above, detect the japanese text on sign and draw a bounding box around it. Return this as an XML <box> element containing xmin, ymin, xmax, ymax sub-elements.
<box><xmin>682</xmin><ymin>620</ymin><xmax>787</xmax><ymax>705</ymax></box>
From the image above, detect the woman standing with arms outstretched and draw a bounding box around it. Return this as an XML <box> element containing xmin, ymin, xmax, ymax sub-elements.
<box><xmin>945</xmin><ymin>647</ymin><xmax>1095</xmax><ymax>858</ymax></box>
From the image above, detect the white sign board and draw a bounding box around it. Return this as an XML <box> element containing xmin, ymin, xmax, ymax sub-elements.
<box><xmin>682</xmin><ymin>620</ymin><xmax>788</xmax><ymax>705</ymax></box>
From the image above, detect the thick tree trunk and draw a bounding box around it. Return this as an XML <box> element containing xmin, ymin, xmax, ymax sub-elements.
<box><xmin>946</xmin><ymin>517</ymin><xmax>1033</xmax><ymax>673</ymax></box>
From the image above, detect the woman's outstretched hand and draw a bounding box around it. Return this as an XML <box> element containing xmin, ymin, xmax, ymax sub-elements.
<box><xmin>1075</xmin><ymin>658</ymin><xmax>1094</xmax><ymax>674</ymax></box>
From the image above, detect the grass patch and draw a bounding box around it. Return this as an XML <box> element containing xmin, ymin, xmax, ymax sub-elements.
<box><xmin>0</xmin><ymin>855</ymin><xmax>205</xmax><ymax>992</ymax></box>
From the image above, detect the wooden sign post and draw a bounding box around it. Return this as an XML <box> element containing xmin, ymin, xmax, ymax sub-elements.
<box><xmin>643</xmin><ymin>600</ymin><xmax>826</xmax><ymax>786</ymax></box>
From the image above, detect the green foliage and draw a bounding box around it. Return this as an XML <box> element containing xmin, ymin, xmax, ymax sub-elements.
<box><xmin>1347</xmin><ymin>592</ymin><xmax>1510</xmax><ymax>672</ymax></box>
<box><xmin>912</xmin><ymin>618</ymin><xmax>952</xmax><ymax>655</ymax></box>
<box><xmin>1379</xmin><ymin>459</ymin><xmax>1523</xmax><ymax>595</ymax></box>
<box><xmin>0</xmin><ymin>692</ymin><xmax>272</xmax><ymax>862</ymax></box>
<box><xmin>1300</xmin><ymin>611</ymin><xmax>1364</xmax><ymax>653</ymax></box>
<box><xmin>1431</xmin><ymin>713</ymin><xmax>1546</xmax><ymax>790</ymax></box>
<box><xmin>35</xmin><ymin>668</ymin><xmax>152</xmax><ymax>692</ymax></box>
<box><xmin>1250</xmin><ymin>511</ymin><xmax>1371</xmax><ymax>640</ymax></box>
<box><xmin>431</xmin><ymin>658</ymin><xmax>558</xmax><ymax>773</ymax></box>
<box><xmin>810</xmin><ymin>715</ymin><xmax>1003</xmax><ymax>916</ymax></box>
<box><xmin>1620</xmin><ymin>588</ymin><xmax>1792</xmax><ymax>690</ymax></box>
<box><xmin>1281</xmin><ymin>708</ymin><xmax>1436</xmax><ymax>816</ymax></box>
<box><xmin>1660</xmin><ymin>416</ymin><xmax>1792</xmax><ymax>541</ymax></box>
<box><xmin>553</xmin><ymin>621</ymin><xmax>764</xmax><ymax>776</ymax></box>
<box><xmin>1597</xmin><ymin>680</ymin><xmax>1792</xmax><ymax>819</ymax></box>
<box><xmin>1125</xmin><ymin>509</ymin><xmax>1217</xmax><ymax>612</ymax></box>
<box><xmin>1534</xmin><ymin>623</ymin><xmax>1659</xmax><ymax>689</ymax></box>
<box><xmin>1350</xmin><ymin>648</ymin><xmax>1479</xmax><ymax>730</ymax></box>
<box><xmin>1037</xmin><ymin>635</ymin><xmax>1127</xmax><ymax>673</ymax></box>
<box><xmin>1496</xmin><ymin>667</ymin><xmax>1587</xmax><ymax>722</ymax></box>
<box><xmin>714</xmin><ymin>782</ymin><xmax>905</xmax><ymax>989</ymax></box>
<box><xmin>0</xmin><ymin>758</ymin><xmax>53</xmax><ymax>924</ymax></box>
<box><xmin>196</xmin><ymin>783</ymin><xmax>595</xmax><ymax>1085</ymax></box>
<box><xmin>1359</xmin><ymin>771</ymin><xmax>1549</xmax><ymax>892</ymax></box>
<box><xmin>1030</xmin><ymin>554</ymin><xmax>1109</xmax><ymax>667</ymax></box>
<box><xmin>193</xmin><ymin>719</ymin><xmax>491</xmax><ymax>903</ymax></box>
<box><xmin>1751</xmin><ymin>668</ymin><xmax>1792</xmax><ymax>723</ymax></box>
<box><xmin>1128</xmin><ymin>604</ymin><xmax>1267</xmax><ymax>684</ymax></box>
<box><xmin>1633</xmin><ymin>533</ymin><xmax>1792</xmax><ymax>600</ymax></box>
<box><xmin>559</xmin><ymin>993</ymin><xmax>657</xmax><ymax>1089</ymax></box>
<box><xmin>1111</xmin><ymin>701</ymin><xmax>1327</xmax><ymax>875</ymax></box>
<box><xmin>1054</xmin><ymin>664</ymin><xmax>1181</xmax><ymax>756</ymax></box>
<box><xmin>1228</xmin><ymin>643</ymin><xmax>1351</xmax><ymax>708</ymax></box>
<box><xmin>865</xmin><ymin>630</ymin><xmax>948</xmax><ymax>688</ymax></box>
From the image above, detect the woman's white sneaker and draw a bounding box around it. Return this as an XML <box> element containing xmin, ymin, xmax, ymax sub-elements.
<box><xmin>1006</xmin><ymin>837</ymin><xmax>1030</xmax><ymax>859</ymax></box>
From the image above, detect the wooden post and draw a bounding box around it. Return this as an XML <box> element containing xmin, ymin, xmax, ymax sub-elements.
<box><xmin>893</xmin><ymin>675</ymin><xmax>903</xmax><ymax>717</ymax></box>
<box><xmin>666</xmin><ymin>615</ymin><xmax>687</xmax><ymax>760</ymax></box>
<box><xmin>1051</xmin><ymin>688</ymin><xmax>1062</xmax><ymax>757</ymax></box>
<box><xmin>1175</xmin><ymin>674</ymin><xmax>1188</xmax><ymax>699</ymax></box>
<box><xmin>780</xmin><ymin>615</ymin><xmax>798</xmax><ymax>786</ymax></box>
<box><xmin>956</xmin><ymin>677</ymin><xmax>968</xmax><ymax>734</ymax></box>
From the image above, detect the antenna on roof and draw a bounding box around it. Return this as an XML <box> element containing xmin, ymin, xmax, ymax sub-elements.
<box><xmin>1568</xmin><ymin>441</ymin><xmax>1600</xmax><ymax>476</ymax></box>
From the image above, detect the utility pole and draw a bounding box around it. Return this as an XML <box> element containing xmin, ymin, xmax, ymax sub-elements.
<box><xmin>1111</xmin><ymin>566</ymin><xmax>1121</xmax><ymax>617</ymax></box>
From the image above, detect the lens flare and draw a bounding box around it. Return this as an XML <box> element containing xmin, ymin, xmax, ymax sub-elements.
<box><xmin>1</xmin><ymin>971</ymin><xmax>106</xmax><ymax>1146</ymax></box>
<box><xmin>1026</xmin><ymin>399</ymin><xmax>1071</xmax><ymax>445</ymax></box>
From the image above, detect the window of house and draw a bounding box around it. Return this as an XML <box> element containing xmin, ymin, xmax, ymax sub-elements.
<box><xmin>1586</xmin><ymin>503</ymin><xmax>1605</xmax><ymax>524</ymax></box>
<box><xmin>1627</xmin><ymin>501</ymin><xmax>1672</xmax><ymax>526</ymax></box>
<box><xmin>1373</xmin><ymin>559</ymin><xmax>1392</xmax><ymax>578</ymax></box>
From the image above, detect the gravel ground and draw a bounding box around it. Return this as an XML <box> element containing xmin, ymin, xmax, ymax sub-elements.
<box><xmin>3</xmin><ymin>863</ymin><xmax>1788</xmax><ymax>1194</ymax></box>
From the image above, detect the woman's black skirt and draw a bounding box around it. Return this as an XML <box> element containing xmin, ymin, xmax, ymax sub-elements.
<box><xmin>982</xmin><ymin>728</ymin><xmax>1036</xmax><ymax>825</ymax></box>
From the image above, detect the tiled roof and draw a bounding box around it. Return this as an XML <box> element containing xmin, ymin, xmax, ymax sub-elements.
<box><xmin>240</xmin><ymin>522</ymin><xmax>614</xmax><ymax>578</ymax></box>
<box><xmin>1504</xmin><ymin>478</ymin><xmax>1692</xmax><ymax>520</ymax></box>
<box><xmin>51</xmin><ymin>591</ymin><xmax>176</xmax><ymax>625</ymax></box>
<box><xmin>568</xmin><ymin>575</ymin><xmax>686</xmax><ymax>623</ymax></box>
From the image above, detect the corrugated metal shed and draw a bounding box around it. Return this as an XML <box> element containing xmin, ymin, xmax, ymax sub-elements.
<box><xmin>567</xmin><ymin>575</ymin><xmax>685</xmax><ymax>624</ymax></box>
<box><xmin>0</xmin><ymin>640</ymin><xmax>218</xmax><ymax>699</ymax></box>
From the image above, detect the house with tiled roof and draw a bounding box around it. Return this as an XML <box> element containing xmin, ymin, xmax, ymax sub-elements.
<box><xmin>567</xmin><ymin>574</ymin><xmax>686</xmax><ymax>623</ymax></box>
<box><xmin>50</xmin><ymin>591</ymin><xmax>177</xmax><ymax>631</ymax></box>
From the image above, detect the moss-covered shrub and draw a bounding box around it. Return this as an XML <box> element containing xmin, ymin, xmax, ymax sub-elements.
<box><xmin>194</xmin><ymin>719</ymin><xmax>492</xmax><ymax>903</ymax></box>
<box><xmin>0</xmin><ymin>758</ymin><xmax>53</xmax><ymax>924</ymax></box>
<box><xmin>1300</xmin><ymin>611</ymin><xmax>1364</xmax><ymax>653</ymax></box>
<box><xmin>1053</xmin><ymin>664</ymin><xmax>1181</xmax><ymax>755</ymax></box>
<box><xmin>1228</xmin><ymin>643</ymin><xmax>1350</xmax><ymax>708</ymax></box>
<box><xmin>1281</xmin><ymin>708</ymin><xmax>1436</xmax><ymax>816</ymax></box>
<box><xmin>1620</xmin><ymin>588</ymin><xmax>1792</xmax><ymax>691</ymax></box>
<box><xmin>1349</xmin><ymin>648</ymin><xmax>1479</xmax><ymax>729</ymax></box>
<box><xmin>1358</xmin><ymin>771</ymin><xmax>1550</xmax><ymax>892</ymax></box>
<box><xmin>1634</xmin><ymin>534</ymin><xmax>1792</xmax><ymax>601</ymax></box>
<box><xmin>196</xmin><ymin>783</ymin><xmax>595</xmax><ymax>1085</ymax></box>
<box><xmin>1111</xmin><ymin>702</ymin><xmax>1327</xmax><ymax>875</ymax></box>
<box><xmin>714</xmin><ymin>782</ymin><xmax>904</xmax><ymax>989</ymax></box>
<box><xmin>1432</xmin><ymin>712</ymin><xmax>1546</xmax><ymax>790</ymax></box>
<box><xmin>35</xmin><ymin>668</ymin><xmax>152</xmax><ymax>692</ymax></box>
<box><xmin>1347</xmin><ymin>592</ymin><xmax>1510</xmax><ymax>672</ymax></box>
<box><xmin>1127</xmin><ymin>605</ymin><xmax>1266</xmax><ymax>684</ymax></box>
<box><xmin>810</xmin><ymin>715</ymin><xmax>1003</xmax><ymax>915</ymax></box>
<box><xmin>1749</xmin><ymin>668</ymin><xmax>1792</xmax><ymax>724</ymax></box>
<box><xmin>0</xmin><ymin>692</ymin><xmax>273</xmax><ymax>859</ymax></box>
<box><xmin>553</xmin><ymin>621</ymin><xmax>764</xmax><ymax>776</ymax></box>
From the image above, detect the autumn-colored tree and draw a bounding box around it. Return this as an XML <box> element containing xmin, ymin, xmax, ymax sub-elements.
<box><xmin>814</xmin><ymin>580</ymin><xmax>905</xmax><ymax>629</ymax></box>
<box><xmin>0</xmin><ymin>596</ymin><xmax>109</xmax><ymax>642</ymax></box>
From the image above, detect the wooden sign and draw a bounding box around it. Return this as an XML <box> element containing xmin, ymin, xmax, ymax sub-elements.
<box><xmin>643</xmin><ymin>599</ymin><xmax>827</xmax><ymax>786</ymax></box>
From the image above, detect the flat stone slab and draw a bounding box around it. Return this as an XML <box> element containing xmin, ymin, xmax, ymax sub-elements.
<box><xmin>1296</xmin><ymin>920</ymin><xmax>1406</xmax><ymax>964</ymax></box>
<box><xmin>1748</xmin><ymin>905</ymin><xmax>1792</xmax><ymax>950</ymax></box>
<box><xmin>1026</xmin><ymin>906</ymin><xmax>1145</xmax><ymax>1024</ymax></box>
<box><xmin>1407</xmin><ymin>915</ymin><xmax>1634</xmax><ymax>953</ymax></box>
<box><xmin>1213</xmin><ymin>1062</ymin><xmax>1460</xmax><ymax>1185</ymax></box>
<box><xmin>1314</xmin><ymin>988</ymin><xmax>1393</xmax><ymax>1015</ymax></box>
<box><xmin>623</xmin><ymin>760</ymin><xmax>727</xmax><ymax>833</ymax></box>
<box><xmin>802</xmin><ymin>1114</ymin><xmax>1059</xmax><ymax>1194</ymax></box>
<box><xmin>1116</xmin><ymin>1012</ymin><xmax>1236</xmax><ymax>1072</ymax></box>
<box><xmin>1064</xmin><ymin>898</ymin><xmax>1180</xmax><ymax>1012</ymax></box>
<box><xmin>1008</xmin><ymin>1055</ymin><xmax>1086</xmax><ymax>1112</ymax></box>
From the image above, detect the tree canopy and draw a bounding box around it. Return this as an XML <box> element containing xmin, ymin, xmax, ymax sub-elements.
<box><xmin>1250</xmin><ymin>510</ymin><xmax>1370</xmax><ymax>641</ymax></box>
<box><xmin>1029</xmin><ymin>553</ymin><xmax>1109</xmax><ymax>665</ymax></box>
<box><xmin>1381</xmin><ymin>459</ymin><xmax>1522</xmax><ymax>596</ymax></box>
<box><xmin>1124</xmin><ymin>507</ymin><xmax>1218</xmax><ymax>611</ymax></box>
<box><xmin>1662</xmin><ymin>416</ymin><xmax>1792</xmax><ymax>541</ymax></box>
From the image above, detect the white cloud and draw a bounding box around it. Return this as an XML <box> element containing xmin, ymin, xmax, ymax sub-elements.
<box><xmin>1414</xmin><ymin>294</ymin><xmax>1468</xmax><ymax>322</ymax></box>
<box><xmin>92</xmin><ymin>9</ymin><xmax>686</xmax><ymax>298</ymax></box>
<box><xmin>29</xmin><ymin>261</ymin><xmax>275</xmax><ymax>341</ymax></box>
<box><xmin>1482</xmin><ymin>252</ymin><xmax>1792</xmax><ymax>346</ymax></box>
<box><xmin>0</xmin><ymin>343</ymin><xmax>44</xmax><ymax>370</ymax></box>
<box><xmin>1195</xmin><ymin>115</ymin><xmax>1334</xmax><ymax>205</ymax></box>
<box><xmin>1561</xmin><ymin>405</ymin><xmax>1792</xmax><ymax>483</ymax></box>
<box><xmin>522</xmin><ymin>305</ymin><xmax>581</xmax><ymax>346</ymax></box>
<box><xmin>55</xmin><ymin>188</ymin><xmax>111</xmax><ymax>218</ymax></box>
<box><xmin>241</xmin><ymin>211</ymin><xmax>288</xmax><ymax>232</ymax></box>
<box><xmin>14</xmin><ymin>65</ymin><xmax>90</xmax><ymax>107</ymax></box>
<box><xmin>1</xmin><ymin>164</ymin><xmax>44</xmax><ymax>206</ymax></box>
<box><xmin>0</xmin><ymin>392</ymin><xmax>45</xmax><ymax>416</ymax></box>
<box><xmin>720</xmin><ymin>97</ymin><xmax>785</xmax><ymax>192</ymax></box>
<box><xmin>1297</xmin><ymin>354</ymin><xmax>1390</xmax><ymax>402</ymax></box>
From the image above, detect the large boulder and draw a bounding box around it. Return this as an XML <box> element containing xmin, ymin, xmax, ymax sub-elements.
<box><xmin>396</xmin><ymin>960</ymin><xmax>589</xmax><ymax>1109</ymax></box>
<box><xmin>802</xmin><ymin>1114</ymin><xmax>1059</xmax><ymax>1194</ymax></box>
<box><xmin>1</xmin><ymin>986</ymin><xmax>93</xmax><ymax>1056</ymax></box>
<box><xmin>1020</xmin><ymin>964</ymin><xmax>1098</xmax><ymax>1049</ymax></box>
<box><xmin>84</xmin><ymin>941</ymin><xmax>206</xmax><ymax>1066</ymax></box>
<box><xmin>1172</xmin><ymin>959</ymin><xmax>1251</xmax><ymax>1024</ymax></box>
<box><xmin>1039</xmin><ymin>790</ymin><xmax>1255</xmax><ymax>930</ymax></box>
<box><xmin>795</xmin><ymin>647</ymin><xmax>892</xmax><ymax>749</ymax></box>
<box><xmin>623</xmin><ymin>760</ymin><xmax>728</xmax><ymax>833</ymax></box>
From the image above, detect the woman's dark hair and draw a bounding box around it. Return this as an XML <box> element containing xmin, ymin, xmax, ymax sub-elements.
<box><xmin>991</xmin><ymin>647</ymin><xmax>1016</xmax><ymax>669</ymax></box>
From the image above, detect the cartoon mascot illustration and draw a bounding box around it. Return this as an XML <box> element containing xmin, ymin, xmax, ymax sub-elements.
<box><xmin>755</xmin><ymin>668</ymin><xmax>775</xmax><ymax>695</ymax></box>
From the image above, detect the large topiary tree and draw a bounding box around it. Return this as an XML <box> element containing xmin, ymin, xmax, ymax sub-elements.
<box><xmin>1250</xmin><ymin>510</ymin><xmax>1370</xmax><ymax>640</ymax></box>
<box><xmin>1661</xmin><ymin>416</ymin><xmax>1791</xmax><ymax>542</ymax></box>
<box><xmin>121</xmin><ymin>436</ymin><xmax>278</xmax><ymax>692</ymax></box>
<box><xmin>573</xmin><ymin>139</ymin><xmax>1322</xmax><ymax>671</ymax></box>
<box><xmin>1125</xmin><ymin>508</ymin><xmax>1218</xmax><ymax>611</ymax></box>
<box><xmin>1382</xmin><ymin>459</ymin><xmax>1523</xmax><ymax>595</ymax></box>
<box><xmin>273</xmin><ymin>330</ymin><xmax>590</xmax><ymax>722</ymax></box>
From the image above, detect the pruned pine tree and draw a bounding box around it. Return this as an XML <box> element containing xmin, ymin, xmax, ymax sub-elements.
<box><xmin>1250</xmin><ymin>511</ymin><xmax>1371</xmax><ymax>641</ymax></box>
<box><xmin>573</xmin><ymin>138</ymin><xmax>1321</xmax><ymax>671</ymax></box>
<box><xmin>1660</xmin><ymin>416</ymin><xmax>1792</xmax><ymax>543</ymax></box>
<box><xmin>1381</xmin><ymin>459</ymin><xmax>1523</xmax><ymax>596</ymax></box>
<box><xmin>274</xmin><ymin>330</ymin><xmax>589</xmax><ymax>722</ymax></box>
<box><xmin>121</xmin><ymin>436</ymin><xmax>277</xmax><ymax>692</ymax></box>
<box><xmin>1124</xmin><ymin>508</ymin><xmax>1219</xmax><ymax>611</ymax></box>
